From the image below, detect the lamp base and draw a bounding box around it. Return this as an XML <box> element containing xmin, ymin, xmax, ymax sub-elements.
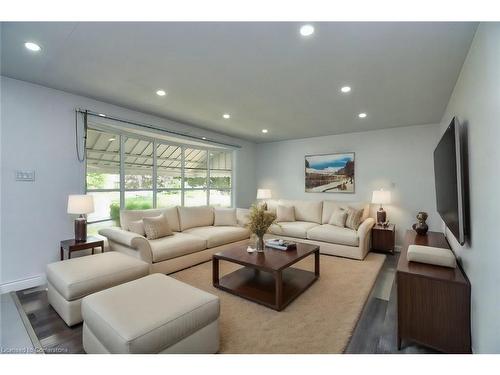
<box><xmin>376</xmin><ymin>208</ymin><xmax>387</xmax><ymax>225</ymax></box>
<box><xmin>75</xmin><ymin>217</ymin><xmax>87</xmax><ymax>242</ymax></box>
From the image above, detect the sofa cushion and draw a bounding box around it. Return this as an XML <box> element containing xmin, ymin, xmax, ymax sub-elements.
<box><xmin>128</xmin><ymin>220</ymin><xmax>145</xmax><ymax>236</ymax></box>
<box><xmin>279</xmin><ymin>199</ymin><xmax>323</xmax><ymax>224</ymax></box>
<box><xmin>46</xmin><ymin>252</ymin><xmax>149</xmax><ymax>301</ymax></box>
<box><xmin>143</xmin><ymin>214</ymin><xmax>173</xmax><ymax>239</ymax></box>
<box><xmin>276</xmin><ymin>205</ymin><xmax>295</xmax><ymax>222</ymax></box>
<box><xmin>178</xmin><ymin>206</ymin><xmax>214</xmax><ymax>231</ymax></box>
<box><xmin>265</xmin><ymin>199</ymin><xmax>280</xmax><ymax>214</ymax></box>
<box><xmin>328</xmin><ymin>208</ymin><xmax>347</xmax><ymax>227</ymax></box>
<box><xmin>183</xmin><ymin>226</ymin><xmax>251</xmax><ymax>248</ymax></box>
<box><xmin>307</xmin><ymin>224</ymin><xmax>359</xmax><ymax>246</ymax></box>
<box><xmin>120</xmin><ymin>207</ymin><xmax>180</xmax><ymax>232</ymax></box>
<box><xmin>214</xmin><ymin>208</ymin><xmax>238</xmax><ymax>226</ymax></box>
<box><xmin>322</xmin><ymin>201</ymin><xmax>369</xmax><ymax>224</ymax></box>
<box><xmin>269</xmin><ymin>221</ymin><xmax>320</xmax><ymax>239</ymax></box>
<box><xmin>149</xmin><ymin>232</ymin><xmax>207</xmax><ymax>263</ymax></box>
<box><xmin>81</xmin><ymin>274</ymin><xmax>219</xmax><ymax>354</ymax></box>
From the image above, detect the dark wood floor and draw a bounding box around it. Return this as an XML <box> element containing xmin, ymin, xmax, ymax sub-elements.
<box><xmin>344</xmin><ymin>253</ymin><xmax>437</xmax><ymax>354</ymax></box>
<box><xmin>16</xmin><ymin>253</ymin><xmax>438</xmax><ymax>354</ymax></box>
<box><xmin>16</xmin><ymin>287</ymin><xmax>84</xmax><ymax>354</ymax></box>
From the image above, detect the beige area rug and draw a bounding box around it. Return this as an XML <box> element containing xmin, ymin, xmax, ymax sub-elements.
<box><xmin>171</xmin><ymin>252</ymin><xmax>386</xmax><ymax>354</ymax></box>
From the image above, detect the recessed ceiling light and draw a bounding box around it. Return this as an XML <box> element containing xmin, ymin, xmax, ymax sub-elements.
<box><xmin>262</xmin><ymin>129</ymin><xmax>268</xmax><ymax>134</ymax></box>
<box><xmin>156</xmin><ymin>89</ymin><xmax>166</xmax><ymax>96</ymax></box>
<box><xmin>299</xmin><ymin>24</ymin><xmax>315</xmax><ymax>37</ymax></box>
<box><xmin>98</xmin><ymin>113</ymin><xmax>106</xmax><ymax>117</ymax></box>
<box><xmin>24</xmin><ymin>42</ymin><xmax>41</xmax><ymax>52</ymax></box>
<box><xmin>358</xmin><ymin>113</ymin><xmax>367</xmax><ymax>118</ymax></box>
<box><xmin>340</xmin><ymin>86</ymin><xmax>351</xmax><ymax>93</ymax></box>
<box><xmin>222</xmin><ymin>113</ymin><xmax>231</xmax><ymax>119</ymax></box>
<box><xmin>202</xmin><ymin>137</ymin><xmax>207</xmax><ymax>140</ymax></box>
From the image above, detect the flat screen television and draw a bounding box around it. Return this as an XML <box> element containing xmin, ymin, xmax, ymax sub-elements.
<box><xmin>433</xmin><ymin>117</ymin><xmax>466</xmax><ymax>245</ymax></box>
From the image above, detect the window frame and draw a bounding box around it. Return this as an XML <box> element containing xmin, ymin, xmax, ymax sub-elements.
<box><xmin>85</xmin><ymin>124</ymin><xmax>234</xmax><ymax>225</ymax></box>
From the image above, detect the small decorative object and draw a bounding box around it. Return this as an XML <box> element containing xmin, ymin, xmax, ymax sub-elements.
<box><xmin>305</xmin><ymin>153</ymin><xmax>355</xmax><ymax>193</ymax></box>
<box><xmin>246</xmin><ymin>204</ymin><xmax>278</xmax><ymax>252</ymax></box>
<box><xmin>246</xmin><ymin>246</ymin><xmax>257</xmax><ymax>253</ymax></box>
<box><xmin>67</xmin><ymin>195</ymin><xmax>94</xmax><ymax>242</ymax></box>
<box><xmin>372</xmin><ymin>189</ymin><xmax>391</xmax><ymax>224</ymax></box>
<box><xmin>412</xmin><ymin>211</ymin><xmax>429</xmax><ymax>235</ymax></box>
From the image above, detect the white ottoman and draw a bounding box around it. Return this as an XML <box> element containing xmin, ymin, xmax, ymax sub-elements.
<box><xmin>46</xmin><ymin>252</ymin><xmax>149</xmax><ymax>326</ymax></box>
<box><xmin>81</xmin><ymin>273</ymin><xmax>220</xmax><ymax>354</ymax></box>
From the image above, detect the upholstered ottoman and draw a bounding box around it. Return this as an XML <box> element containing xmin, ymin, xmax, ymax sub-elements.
<box><xmin>81</xmin><ymin>273</ymin><xmax>220</xmax><ymax>354</ymax></box>
<box><xmin>46</xmin><ymin>252</ymin><xmax>149</xmax><ymax>326</ymax></box>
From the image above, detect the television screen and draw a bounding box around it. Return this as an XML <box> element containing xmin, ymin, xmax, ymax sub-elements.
<box><xmin>433</xmin><ymin>117</ymin><xmax>466</xmax><ymax>245</ymax></box>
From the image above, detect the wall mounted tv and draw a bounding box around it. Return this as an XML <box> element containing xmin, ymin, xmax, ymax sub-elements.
<box><xmin>433</xmin><ymin>117</ymin><xmax>467</xmax><ymax>245</ymax></box>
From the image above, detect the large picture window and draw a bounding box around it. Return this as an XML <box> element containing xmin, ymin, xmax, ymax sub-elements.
<box><xmin>85</xmin><ymin>127</ymin><xmax>233</xmax><ymax>233</ymax></box>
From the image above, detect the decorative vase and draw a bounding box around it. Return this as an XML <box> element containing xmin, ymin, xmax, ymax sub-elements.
<box><xmin>255</xmin><ymin>235</ymin><xmax>265</xmax><ymax>252</ymax></box>
<box><xmin>412</xmin><ymin>211</ymin><xmax>429</xmax><ymax>235</ymax></box>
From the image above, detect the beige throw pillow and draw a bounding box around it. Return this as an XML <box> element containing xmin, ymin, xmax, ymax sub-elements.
<box><xmin>128</xmin><ymin>220</ymin><xmax>145</xmax><ymax>236</ymax></box>
<box><xmin>276</xmin><ymin>205</ymin><xmax>295</xmax><ymax>222</ymax></box>
<box><xmin>345</xmin><ymin>207</ymin><xmax>364</xmax><ymax>230</ymax></box>
<box><xmin>328</xmin><ymin>208</ymin><xmax>347</xmax><ymax>227</ymax></box>
<box><xmin>143</xmin><ymin>214</ymin><xmax>173</xmax><ymax>240</ymax></box>
<box><xmin>214</xmin><ymin>208</ymin><xmax>238</xmax><ymax>226</ymax></box>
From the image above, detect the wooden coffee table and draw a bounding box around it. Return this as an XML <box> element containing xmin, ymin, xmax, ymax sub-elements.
<box><xmin>212</xmin><ymin>242</ymin><xmax>319</xmax><ymax>311</ymax></box>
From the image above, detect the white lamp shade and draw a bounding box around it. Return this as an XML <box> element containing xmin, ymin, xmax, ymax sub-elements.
<box><xmin>256</xmin><ymin>189</ymin><xmax>272</xmax><ymax>200</ymax></box>
<box><xmin>67</xmin><ymin>195</ymin><xmax>94</xmax><ymax>214</ymax></box>
<box><xmin>372</xmin><ymin>190</ymin><xmax>391</xmax><ymax>205</ymax></box>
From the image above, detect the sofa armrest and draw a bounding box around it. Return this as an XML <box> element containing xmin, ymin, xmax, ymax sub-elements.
<box><xmin>357</xmin><ymin>218</ymin><xmax>375</xmax><ymax>256</ymax></box>
<box><xmin>236</xmin><ymin>208</ymin><xmax>250</xmax><ymax>227</ymax></box>
<box><xmin>98</xmin><ymin>227</ymin><xmax>153</xmax><ymax>263</ymax></box>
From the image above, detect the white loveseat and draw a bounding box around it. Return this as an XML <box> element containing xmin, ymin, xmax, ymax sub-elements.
<box><xmin>99</xmin><ymin>206</ymin><xmax>250</xmax><ymax>274</ymax></box>
<box><xmin>263</xmin><ymin>199</ymin><xmax>375</xmax><ymax>260</ymax></box>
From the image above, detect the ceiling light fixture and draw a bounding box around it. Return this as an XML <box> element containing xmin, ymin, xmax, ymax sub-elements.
<box><xmin>340</xmin><ymin>86</ymin><xmax>351</xmax><ymax>93</ymax></box>
<box><xmin>358</xmin><ymin>113</ymin><xmax>367</xmax><ymax>118</ymax></box>
<box><xmin>202</xmin><ymin>137</ymin><xmax>207</xmax><ymax>140</ymax></box>
<box><xmin>24</xmin><ymin>42</ymin><xmax>41</xmax><ymax>52</ymax></box>
<box><xmin>262</xmin><ymin>129</ymin><xmax>268</xmax><ymax>134</ymax></box>
<box><xmin>156</xmin><ymin>90</ymin><xmax>166</xmax><ymax>96</ymax></box>
<box><xmin>222</xmin><ymin>113</ymin><xmax>231</xmax><ymax>119</ymax></box>
<box><xmin>299</xmin><ymin>24</ymin><xmax>315</xmax><ymax>37</ymax></box>
<box><xmin>98</xmin><ymin>113</ymin><xmax>106</xmax><ymax>117</ymax></box>
<box><xmin>108</xmin><ymin>138</ymin><xmax>116</xmax><ymax>142</ymax></box>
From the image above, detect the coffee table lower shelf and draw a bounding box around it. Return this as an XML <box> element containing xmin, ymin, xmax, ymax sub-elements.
<box><xmin>213</xmin><ymin>266</ymin><xmax>318</xmax><ymax>311</ymax></box>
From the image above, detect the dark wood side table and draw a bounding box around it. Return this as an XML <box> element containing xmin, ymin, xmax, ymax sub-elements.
<box><xmin>371</xmin><ymin>223</ymin><xmax>396</xmax><ymax>253</ymax></box>
<box><xmin>397</xmin><ymin>230</ymin><xmax>471</xmax><ymax>353</ymax></box>
<box><xmin>60</xmin><ymin>236</ymin><xmax>105</xmax><ymax>261</ymax></box>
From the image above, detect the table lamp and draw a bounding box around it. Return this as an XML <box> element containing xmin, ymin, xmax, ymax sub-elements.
<box><xmin>256</xmin><ymin>189</ymin><xmax>272</xmax><ymax>200</ymax></box>
<box><xmin>372</xmin><ymin>189</ymin><xmax>391</xmax><ymax>225</ymax></box>
<box><xmin>67</xmin><ymin>195</ymin><xmax>94</xmax><ymax>242</ymax></box>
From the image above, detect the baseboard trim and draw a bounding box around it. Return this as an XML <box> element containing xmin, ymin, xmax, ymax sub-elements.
<box><xmin>0</xmin><ymin>274</ymin><xmax>46</xmax><ymax>294</ymax></box>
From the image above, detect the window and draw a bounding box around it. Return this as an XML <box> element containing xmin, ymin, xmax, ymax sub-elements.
<box><xmin>86</xmin><ymin>126</ymin><xmax>233</xmax><ymax>233</ymax></box>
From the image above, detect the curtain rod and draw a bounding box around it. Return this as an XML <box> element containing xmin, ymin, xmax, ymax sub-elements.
<box><xmin>76</xmin><ymin>109</ymin><xmax>242</xmax><ymax>149</ymax></box>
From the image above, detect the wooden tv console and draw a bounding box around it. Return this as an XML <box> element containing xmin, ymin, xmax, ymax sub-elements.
<box><xmin>397</xmin><ymin>230</ymin><xmax>471</xmax><ymax>353</ymax></box>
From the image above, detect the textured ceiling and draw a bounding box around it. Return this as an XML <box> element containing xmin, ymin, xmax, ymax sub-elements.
<box><xmin>1</xmin><ymin>22</ymin><xmax>477</xmax><ymax>142</ymax></box>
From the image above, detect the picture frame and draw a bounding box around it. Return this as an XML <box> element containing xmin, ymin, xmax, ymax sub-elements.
<box><xmin>305</xmin><ymin>152</ymin><xmax>355</xmax><ymax>193</ymax></box>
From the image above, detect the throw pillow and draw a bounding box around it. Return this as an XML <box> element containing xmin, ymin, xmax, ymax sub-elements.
<box><xmin>143</xmin><ymin>214</ymin><xmax>173</xmax><ymax>240</ymax></box>
<box><xmin>128</xmin><ymin>220</ymin><xmax>146</xmax><ymax>236</ymax></box>
<box><xmin>214</xmin><ymin>208</ymin><xmax>238</xmax><ymax>226</ymax></box>
<box><xmin>345</xmin><ymin>207</ymin><xmax>364</xmax><ymax>230</ymax></box>
<box><xmin>328</xmin><ymin>208</ymin><xmax>347</xmax><ymax>227</ymax></box>
<box><xmin>276</xmin><ymin>205</ymin><xmax>295</xmax><ymax>222</ymax></box>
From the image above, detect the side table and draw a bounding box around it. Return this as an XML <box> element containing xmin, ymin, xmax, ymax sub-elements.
<box><xmin>60</xmin><ymin>236</ymin><xmax>105</xmax><ymax>261</ymax></box>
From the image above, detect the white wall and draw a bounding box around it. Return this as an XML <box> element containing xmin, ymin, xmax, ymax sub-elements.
<box><xmin>437</xmin><ymin>23</ymin><xmax>500</xmax><ymax>353</ymax></box>
<box><xmin>256</xmin><ymin>124</ymin><xmax>442</xmax><ymax>247</ymax></box>
<box><xmin>0</xmin><ymin>77</ymin><xmax>257</xmax><ymax>291</ymax></box>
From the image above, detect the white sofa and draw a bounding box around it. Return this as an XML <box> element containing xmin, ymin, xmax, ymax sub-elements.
<box><xmin>99</xmin><ymin>206</ymin><xmax>251</xmax><ymax>274</ymax></box>
<box><xmin>262</xmin><ymin>199</ymin><xmax>375</xmax><ymax>260</ymax></box>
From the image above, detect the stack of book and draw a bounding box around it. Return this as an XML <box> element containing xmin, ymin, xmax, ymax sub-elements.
<box><xmin>265</xmin><ymin>239</ymin><xmax>297</xmax><ymax>251</ymax></box>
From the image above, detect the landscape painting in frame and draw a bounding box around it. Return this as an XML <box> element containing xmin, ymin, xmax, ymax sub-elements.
<box><xmin>305</xmin><ymin>153</ymin><xmax>355</xmax><ymax>193</ymax></box>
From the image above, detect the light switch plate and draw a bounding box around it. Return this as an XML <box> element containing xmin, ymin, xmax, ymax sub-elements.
<box><xmin>15</xmin><ymin>170</ymin><xmax>35</xmax><ymax>181</ymax></box>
